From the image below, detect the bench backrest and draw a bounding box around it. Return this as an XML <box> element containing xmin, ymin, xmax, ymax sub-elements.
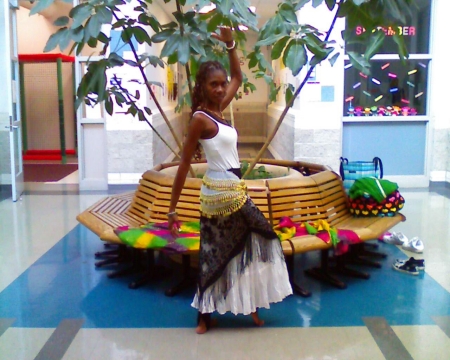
<box><xmin>266</xmin><ymin>170</ymin><xmax>351</xmax><ymax>227</ymax></box>
<box><xmin>310</xmin><ymin>171</ymin><xmax>353</xmax><ymax>226</ymax></box>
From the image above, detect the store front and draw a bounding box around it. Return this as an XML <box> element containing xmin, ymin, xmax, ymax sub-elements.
<box><xmin>342</xmin><ymin>0</ymin><xmax>433</xmax><ymax>187</ymax></box>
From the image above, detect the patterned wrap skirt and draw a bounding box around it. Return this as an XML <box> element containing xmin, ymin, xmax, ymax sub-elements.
<box><xmin>191</xmin><ymin>168</ymin><xmax>292</xmax><ymax>315</ymax></box>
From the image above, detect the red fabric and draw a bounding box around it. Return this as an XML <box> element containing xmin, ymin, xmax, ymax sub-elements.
<box><xmin>18</xmin><ymin>54</ymin><xmax>75</xmax><ymax>63</ymax></box>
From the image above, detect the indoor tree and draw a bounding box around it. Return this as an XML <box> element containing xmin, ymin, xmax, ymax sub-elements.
<box><xmin>30</xmin><ymin>0</ymin><xmax>415</xmax><ymax>177</ymax></box>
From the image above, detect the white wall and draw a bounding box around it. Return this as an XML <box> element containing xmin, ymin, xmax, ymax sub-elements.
<box><xmin>17</xmin><ymin>7</ymin><xmax>71</xmax><ymax>55</ymax></box>
<box><xmin>429</xmin><ymin>0</ymin><xmax>450</xmax><ymax>182</ymax></box>
<box><xmin>268</xmin><ymin>3</ymin><xmax>345</xmax><ymax>170</ymax></box>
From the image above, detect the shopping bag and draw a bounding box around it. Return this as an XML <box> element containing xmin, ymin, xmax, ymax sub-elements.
<box><xmin>339</xmin><ymin>157</ymin><xmax>383</xmax><ymax>193</ymax></box>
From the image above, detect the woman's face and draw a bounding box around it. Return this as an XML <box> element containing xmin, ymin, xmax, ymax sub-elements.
<box><xmin>204</xmin><ymin>70</ymin><xmax>227</xmax><ymax>106</ymax></box>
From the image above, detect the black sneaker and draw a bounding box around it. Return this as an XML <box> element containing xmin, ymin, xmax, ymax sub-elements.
<box><xmin>393</xmin><ymin>261</ymin><xmax>419</xmax><ymax>275</ymax></box>
<box><xmin>395</xmin><ymin>257</ymin><xmax>425</xmax><ymax>270</ymax></box>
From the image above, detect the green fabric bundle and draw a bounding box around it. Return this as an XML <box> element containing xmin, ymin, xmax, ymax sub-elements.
<box><xmin>349</xmin><ymin>177</ymin><xmax>398</xmax><ymax>203</ymax></box>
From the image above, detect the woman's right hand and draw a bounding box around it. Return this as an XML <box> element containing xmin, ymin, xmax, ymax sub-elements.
<box><xmin>168</xmin><ymin>214</ymin><xmax>180</xmax><ymax>238</ymax></box>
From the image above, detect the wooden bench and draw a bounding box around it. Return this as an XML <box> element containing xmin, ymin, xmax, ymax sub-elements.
<box><xmin>267</xmin><ymin>170</ymin><xmax>405</xmax><ymax>292</ymax></box>
<box><xmin>77</xmin><ymin>160</ymin><xmax>405</xmax><ymax>296</ymax></box>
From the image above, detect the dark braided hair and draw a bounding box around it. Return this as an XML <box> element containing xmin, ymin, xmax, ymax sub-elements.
<box><xmin>190</xmin><ymin>61</ymin><xmax>228</xmax><ymax>161</ymax></box>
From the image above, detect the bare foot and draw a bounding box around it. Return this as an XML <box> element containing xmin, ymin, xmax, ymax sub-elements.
<box><xmin>251</xmin><ymin>312</ymin><xmax>265</xmax><ymax>327</ymax></box>
<box><xmin>195</xmin><ymin>317</ymin><xmax>218</xmax><ymax>334</ymax></box>
<box><xmin>195</xmin><ymin>319</ymin><xmax>208</xmax><ymax>334</ymax></box>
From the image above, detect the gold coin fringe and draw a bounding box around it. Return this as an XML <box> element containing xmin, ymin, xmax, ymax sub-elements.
<box><xmin>200</xmin><ymin>175</ymin><xmax>248</xmax><ymax>218</ymax></box>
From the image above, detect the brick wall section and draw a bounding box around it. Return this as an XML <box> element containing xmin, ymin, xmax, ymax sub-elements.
<box><xmin>431</xmin><ymin>128</ymin><xmax>449</xmax><ymax>172</ymax></box>
<box><xmin>223</xmin><ymin>102</ymin><xmax>267</xmax><ymax>143</ymax></box>
<box><xmin>267</xmin><ymin>106</ymin><xmax>295</xmax><ymax>160</ymax></box>
<box><xmin>107</xmin><ymin>129</ymin><xmax>153</xmax><ymax>173</ymax></box>
<box><xmin>295</xmin><ymin>128</ymin><xmax>341</xmax><ymax>172</ymax></box>
<box><xmin>152</xmin><ymin>110</ymin><xmax>185</xmax><ymax>165</ymax></box>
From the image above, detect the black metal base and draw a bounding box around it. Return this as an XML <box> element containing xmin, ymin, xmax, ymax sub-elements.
<box><xmin>330</xmin><ymin>260</ymin><xmax>370</xmax><ymax>280</ymax></box>
<box><xmin>286</xmin><ymin>254</ymin><xmax>311</xmax><ymax>297</ymax></box>
<box><xmin>304</xmin><ymin>267</ymin><xmax>347</xmax><ymax>289</ymax></box>
<box><xmin>129</xmin><ymin>265</ymin><xmax>172</xmax><ymax>289</ymax></box>
<box><xmin>304</xmin><ymin>250</ymin><xmax>348</xmax><ymax>290</ymax></box>
<box><xmin>359</xmin><ymin>242</ymin><xmax>388</xmax><ymax>259</ymax></box>
<box><xmin>342</xmin><ymin>244</ymin><xmax>383</xmax><ymax>269</ymax></box>
<box><xmin>95</xmin><ymin>244</ymin><xmax>129</xmax><ymax>268</ymax></box>
<box><xmin>165</xmin><ymin>254</ymin><xmax>196</xmax><ymax>297</ymax></box>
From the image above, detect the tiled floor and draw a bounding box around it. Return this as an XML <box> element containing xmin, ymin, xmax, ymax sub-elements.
<box><xmin>1</xmin><ymin>149</ymin><xmax>450</xmax><ymax>359</ymax></box>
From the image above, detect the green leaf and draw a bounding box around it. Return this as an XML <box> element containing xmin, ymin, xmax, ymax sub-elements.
<box><xmin>256</xmin><ymin>33</ymin><xmax>286</xmax><ymax>47</ymax></box>
<box><xmin>96</xmin><ymin>7</ymin><xmax>113</xmax><ymax>24</ymax></box>
<box><xmin>283</xmin><ymin>40</ymin><xmax>307</xmax><ymax>76</ymax></box>
<box><xmin>59</xmin><ymin>28</ymin><xmax>72</xmax><ymax>50</ymax></box>
<box><xmin>105</xmin><ymin>96</ymin><xmax>113</xmax><ymax>115</ymax></box>
<box><xmin>188</xmin><ymin>34</ymin><xmax>206</xmax><ymax>57</ymax></box>
<box><xmin>248</xmin><ymin>54</ymin><xmax>258</xmax><ymax>69</ymax></box>
<box><xmin>85</xmin><ymin>14</ymin><xmax>102</xmax><ymax>39</ymax></box>
<box><xmin>279</xmin><ymin>3</ymin><xmax>297</xmax><ymax>23</ymax></box>
<box><xmin>29</xmin><ymin>0</ymin><xmax>54</xmax><ymax>15</ymax></box>
<box><xmin>71</xmin><ymin>26</ymin><xmax>84</xmax><ymax>43</ymax></box>
<box><xmin>151</xmin><ymin>29</ymin><xmax>175</xmax><ymax>43</ymax></box>
<box><xmin>271</xmin><ymin>36</ymin><xmax>290</xmax><ymax>60</ymax></box>
<box><xmin>392</xmin><ymin>32</ymin><xmax>409</xmax><ymax>61</ymax></box>
<box><xmin>325</xmin><ymin>0</ymin><xmax>336</xmax><ymax>10</ymax></box>
<box><xmin>161</xmin><ymin>34</ymin><xmax>182</xmax><ymax>58</ymax></box>
<box><xmin>285</xmin><ymin>84</ymin><xmax>295</xmax><ymax>107</ymax></box>
<box><xmin>54</xmin><ymin>16</ymin><xmax>69</xmax><ymax>27</ymax></box>
<box><xmin>70</xmin><ymin>4</ymin><xmax>92</xmax><ymax>29</ymax></box>
<box><xmin>294</xmin><ymin>0</ymin><xmax>311</xmax><ymax>11</ymax></box>
<box><xmin>133</xmin><ymin>26</ymin><xmax>151</xmax><ymax>44</ymax></box>
<box><xmin>328</xmin><ymin>52</ymin><xmax>340</xmax><ymax>66</ymax></box>
<box><xmin>347</xmin><ymin>51</ymin><xmax>371</xmax><ymax>74</ymax></box>
<box><xmin>44</xmin><ymin>29</ymin><xmax>65</xmax><ymax>52</ymax></box>
<box><xmin>177</xmin><ymin>37</ymin><xmax>191</xmax><ymax>65</ymax></box>
<box><xmin>312</xmin><ymin>0</ymin><xmax>324</xmax><ymax>8</ymax></box>
<box><xmin>207</xmin><ymin>13</ymin><xmax>224</xmax><ymax>32</ymax></box>
<box><xmin>167</xmin><ymin>52</ymin><xmax>178</xmax><ymax>65</ymax></box>
<box><xmin>364</xmin><ymin>30</ymin><xmax>385</xmax><ymax>60</ymax></box>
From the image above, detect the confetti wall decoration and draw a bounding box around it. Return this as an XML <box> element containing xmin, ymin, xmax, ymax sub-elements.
<box><xmin>344</xmin><ymin>59</ymin><xmax>428</xmax><ymax>116</ymax></box>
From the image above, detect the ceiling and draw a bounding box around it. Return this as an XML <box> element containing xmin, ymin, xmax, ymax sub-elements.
<box><xmin>21</xmin><ymin>0</ymin><xmax>279</xmax><ymax>27</ymax></box>
<box><xmin>154</xmin><ymin>0</ymin><xmax>279</xmax><ymax>26</ymax></box>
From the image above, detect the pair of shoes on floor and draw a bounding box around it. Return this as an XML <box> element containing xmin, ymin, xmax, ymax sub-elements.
<box><xmin>381</xmin><ymin>232</ymin><xmax>424</xmax><ymax>253</ymax></box>
<box><xmin>393</xmin><ymin>257</ymin><xmax>425</xmax><ymax>275</ymax></box>
<box><xmin>402</xmin><ymin>237</ymin><xmax>424</xmax><ymax>253</ymax></box>
<box><xmin>381</xmin><ymin>231</ymin><xmax>408</xmax><ymax>245</ymax></box>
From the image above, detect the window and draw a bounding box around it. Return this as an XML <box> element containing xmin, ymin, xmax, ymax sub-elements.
<box><xmin>344</xmin><ymin>59</ymin><xmax>429</xmax><ymax>116</ymax></box>
<box><xmin>343</xmin><ymin>0</ymin><xmax>432</xmax><ymax>117</ymax></box>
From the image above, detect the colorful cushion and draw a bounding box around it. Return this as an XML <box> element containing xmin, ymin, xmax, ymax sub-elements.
<box><xmin>349</xmin><ymin>190</ymin><xmax>405</xmax><ymax>217</ymax></box>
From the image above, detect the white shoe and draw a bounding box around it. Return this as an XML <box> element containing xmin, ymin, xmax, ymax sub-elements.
<box><xmin>402</xmin><ymin>237</ymin><xmax>424</xmax><ymax>253</ymax></box>
<box><xmin>384</xmin><ymin>232</ymin><xmax>408</xmax><ymax>245</ymax></box>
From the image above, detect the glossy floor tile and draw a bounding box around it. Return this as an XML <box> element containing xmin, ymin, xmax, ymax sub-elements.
<box><xmin>0</xmin><ymin>187</ymin><xmax>449</xmax><ymax>359</ymax></box>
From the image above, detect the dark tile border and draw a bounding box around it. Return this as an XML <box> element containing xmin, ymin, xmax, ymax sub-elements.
<box><xmin>0</xmin><ymin>318</ymin><xmax>16</xmax><ymax>337</ymax></box>
<box><xmin>34</xmin><ymin>319</ymin><xmax>84</xmax><ymax>360</ymax></box>
<box><xmin>429</xmin><ymin>181</ymin><xmax>450</xmax><ymax>199</ymax></box>
<box><xmin>363</xmin><ymin>317</ymin><xmax>413</xmax><ymax>360</ymax></box>
<box><xmin>0</xmin><ymin>185</ymin><xmax>12</xmax><ymax>202</ymax></box>
<box><xmin>431</xmin><ymin>315</ymin><xmax>450</xmax><ymax>338</ymax></box>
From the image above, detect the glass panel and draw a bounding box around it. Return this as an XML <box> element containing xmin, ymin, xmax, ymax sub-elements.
<box><xmin>81</xmin><ymin>63</ymin><xmax>104</xmax><ymax>119</ymax></box>
<box><xmin>346</xmin><ymin>0</ymin><xmax>432</xmax><ymax>55</ymax></box>
<box><xmin>13</xmin><ymin>125</ymin><xmax>20</xmax><ymax>175</ymax></box>
<box><xmin>343</xmin><ymin>59</ymin><xmax>429</xmax><ymax>116</ymax></box>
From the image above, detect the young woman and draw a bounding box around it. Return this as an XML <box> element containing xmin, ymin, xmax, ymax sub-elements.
<box><xmin>168</xmin><ymin>27</ymin><xmax>292</xmax><ymax>334</ymax></box>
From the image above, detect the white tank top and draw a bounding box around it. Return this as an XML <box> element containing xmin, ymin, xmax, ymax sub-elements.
<box><xmin>196</xmin><ymin>111</ymin><xmax>240</xmax><ymax>171</ymax></box>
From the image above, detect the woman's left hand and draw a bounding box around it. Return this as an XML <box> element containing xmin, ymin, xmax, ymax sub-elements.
<box><xmin>211</xmin><ymin>26</ymin><xmax>233</xmax><ymax>44</ymax></box>
<box><xmin>168</xmin><ymin>214</ymin><xmax>180</xmax><ymax>238</ymax></box>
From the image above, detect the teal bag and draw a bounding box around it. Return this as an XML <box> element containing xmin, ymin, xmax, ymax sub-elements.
<box><xmin>339</xmin><ymin>157</ymin><xmax>383</xmax><ymax>193</ymax></box>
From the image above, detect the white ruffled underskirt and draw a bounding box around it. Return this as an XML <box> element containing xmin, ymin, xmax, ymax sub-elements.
<box><xmin>191</xmin><ymin>233</ymin><xmax>293</xmax><ymax>315</ymax></box>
